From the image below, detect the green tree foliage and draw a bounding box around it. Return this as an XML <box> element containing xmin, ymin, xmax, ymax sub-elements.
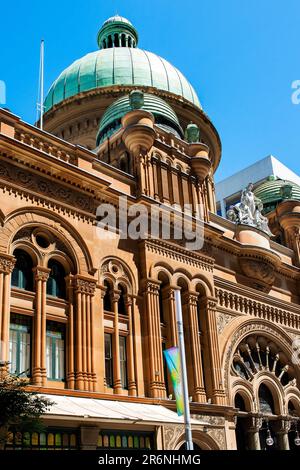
<box><xmin>0</xmin><ymin>370</ymin><xmax>53</xmax><ymax>449</ymax></box>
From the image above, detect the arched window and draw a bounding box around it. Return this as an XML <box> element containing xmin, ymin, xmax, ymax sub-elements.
<box><xmin>103</xmin><ymin>280</ymin><xmax>113</xmax><ymax>312</ymax></box>
<box><xmin>258</xmin><ymin>384</ymin><xmax>275</xmax><ymax>414</ymax></box>
<box><xmin>11</xmin><ymin>249</ymin><xmax>33</xmax><ymax>291</ymax></box>
<box><xmin>121</xmin><ymin>34</ymin><xmax>126</xmax><ymax>47</ymax></box>
<box><xmin>235</xmin><ymin>393</ymin><xmax>247</xmax><ymax>411</ymax></box>
<box><xmin>108</xmin><ymin>35</ymin><xmax>112</xmax><ymax>48</ymax></box>
<box><xmin>118</xmin><ymin>285</ymin><xmax>127</xmax><ymax>315</ymax></box>
<box><xmin>47</xmin><ymin>260</ymin><xmax>66</xmax><ymax>299</ymax></box>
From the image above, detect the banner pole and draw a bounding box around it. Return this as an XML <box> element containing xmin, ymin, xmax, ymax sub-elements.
<box><xmin>174</xmin><ymin>289</ymin><xmax>194</xmax><ymax>450</ymax></box>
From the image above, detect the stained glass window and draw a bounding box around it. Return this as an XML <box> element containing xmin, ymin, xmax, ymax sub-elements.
<box><xmin>97</xmin><ymin>431</ymin><xmax>154</xmax><ymax>450</ymax></box>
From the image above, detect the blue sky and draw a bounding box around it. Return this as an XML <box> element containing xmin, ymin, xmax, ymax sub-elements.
<box><xmin>1</xmin><ymin>0</ymin><xmax>299</xmax><ymax>181</ymax></box>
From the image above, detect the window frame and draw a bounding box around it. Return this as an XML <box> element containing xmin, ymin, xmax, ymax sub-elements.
<box><xmin>9</xmin><ymin>314</ymin><xmax>31</xmax><ymax>377</ymax></box>
<box><xmin>46</xmin><ymin>321</ymin><xmax>65</xmax><ymax>381</ymax></box>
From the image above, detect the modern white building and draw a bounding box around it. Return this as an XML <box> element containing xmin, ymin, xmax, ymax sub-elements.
<box><xmin>216</xmin><ymin>155</ymin><xmax>300</xmax><ymax>217</ymax></box>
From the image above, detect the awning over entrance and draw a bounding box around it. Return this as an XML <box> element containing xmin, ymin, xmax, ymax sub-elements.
<box><xmin>41</xmin><ymin>394</ymin><xmax>207</xmax><ymax>426</ymax></box>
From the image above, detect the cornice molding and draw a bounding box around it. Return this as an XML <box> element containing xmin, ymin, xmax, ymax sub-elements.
<box><xmin>215</xmin><ymin>278</ymin><xmax>300</xmax><ymax>330</ymax></box>
<box><xmin>141</xmin><ymin>238</ymin><xmax>214</xmax><ymax>272</ymax></box>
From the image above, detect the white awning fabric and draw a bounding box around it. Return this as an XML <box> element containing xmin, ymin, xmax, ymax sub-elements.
<box><xmin>41</xmin><ymin>394</ymin><xmax>207</xmax><ymax>426</ymax></box>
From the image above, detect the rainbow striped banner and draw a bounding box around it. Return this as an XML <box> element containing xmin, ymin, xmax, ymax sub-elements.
<box><xmin>163</xmin><ymin>346</ymin><xmax>184</xmax><ymax>416</ymax></box>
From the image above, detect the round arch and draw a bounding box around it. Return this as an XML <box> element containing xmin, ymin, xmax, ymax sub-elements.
<box><xmin>222</xmin><ymin>319</ymin><xmax>299</xmax><ymax>397</ymax></box>
<box><xmin>231</xmin><ymin>383</ymin><xmax>255</xmax><ymax>412</ymax></box>
<box><xmin>1</xmin><ymin>207</ymin><xmax>93</xmax><ymax>274</ymax></box>
<box><xmin>100</xmin><ymin>256</ymin><xmax>136</xmax><ymax>295</ymax></box>
<box><xmin>174</xmin><ymin>431</ymin><xmax>220</xmax><ymax>450</ymax></box>
<box><xmin>255</xmin><ymin>376</ymin><xmax>284</xmax><ymax>415</ymax></box>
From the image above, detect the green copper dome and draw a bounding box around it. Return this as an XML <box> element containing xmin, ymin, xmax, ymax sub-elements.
<box><xmin>103</xmin><ymin>15</ymin><xmax>133</xmax><ymax>26</ymax></box>
<box><xmin>254</xmin><ymin>176</ymin><xmax>300</xmax><ymax>213</ymax></box>
<box><xmin>44</xmin><ymin>16</ymin><xmax>201</xmax><ymax>112</ymax></box>
<box><xmin>97</xmin><ymin>92</ymin><xmax>183</xmax><ymax>144</ymax></box>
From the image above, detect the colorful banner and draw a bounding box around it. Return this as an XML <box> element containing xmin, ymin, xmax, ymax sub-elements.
<box><xmin>163</xmin><ymin>346</ymin><xmax>184</xmax><ymax>416</ymax></box>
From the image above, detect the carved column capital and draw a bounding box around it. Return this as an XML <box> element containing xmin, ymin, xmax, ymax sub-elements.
<box><xmin>181</xmin><ymin>291</ymin><xmax>199</xmax><ymax>307</ymax></box>
<box><xmin>74</xmin><ymin>276</ymin><xmax>97</xmax><ymax>295</ymax></box>
<box><xmin>249</xmin><ymin>415</ymin><xmax>263</xmax><ymax>432</ymax></box>
<box><xmin>0</xmin><ymin>254</ymin><xmax>16</xmax><ymax>274</ymax></box>
<box><xmin>143</xmin><ymin>279</ymin><xmax>161</xmax><ymax>295</ymax></box>
<box><xmin>274</xmin><ymin>418</ymin><xmax>292</xmax><ymax>434</ymax></box>
<box><xmin>112</xmin><ymin>290</ymin><xmax>121</xmax><ymax>302</ymax></box>
<box><xmin>199</xmin><ymin>296</ymin><xmax>217</xmax><ymax>310</ymax></box>
<box><xmin>33</xmin><ymin>266</ymin><xmax>51</xmax><ymax>281</ymax></box>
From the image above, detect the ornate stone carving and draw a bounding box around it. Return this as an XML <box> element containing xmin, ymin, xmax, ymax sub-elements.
<box><xmin>100</xmin><ymin>259</ymin><xmax>133</xmax><ymax>292</ymax></box>
<box><xmin>207</xmin><ymin>428</ymin><xmax>226</xmax><ymax>450</ymax></box>
<box><xmin>0</xmin><ymin>160</ymin><xmax>97</xmax><ymax>214</ymax></box>
<box><xmin>224</xmin><ymin>322</ymin><xmax>294</xmax><ymax>394</ymax></box>
<box><xmin>239</xmin><ymin>248</ymin><xmax>280</xmax><ymax>292</ymax></box>
<box><xmin>215</xmin><ymin>287</ymin><xmax>300</xmax><ymax>330</ymax></box>
<box><xmin>143</xmin><ymin>239</ymin><xmax>214</xmax><ymax>272</ymax></box>
<box><xmin>0</xmin><ymin>255</ymin><xmax>15</xmax><ymax>273</ymax></box>
<box><xmin>34</xmin><ymin>267</ymin><xmax>50</xmax><ymax>281</ymax></box>
<box><xmin>74</xmin><ymin>277</ymin><xmax>97</xmax><ymax>295</ymax></box>
<box><xmin>226</xmin><ymin>182</ymin><xmax>273</xmax><ymax>236</ymax></box>
<box><xmin>163</xmin><ymin>425</ymin><xmax>185</xmax><ymax>450</ymax></box>
<box><xmin>193</xmin><ymin>414</ymin><xmax>225</xmax><ymax>426</ymax></box>
<box><xmin>216</xmin><ymin>312</ymin><xmax>234</xmax><ymax>334</ymax></box>
<box><xmin>249</xmin><ymin>416</ymin><xmax>263</xmax><ymax>431</ymax></box>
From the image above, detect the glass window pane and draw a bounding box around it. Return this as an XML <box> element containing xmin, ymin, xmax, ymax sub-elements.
<box><xmin>9</xmin><ymin>315</ymin><xmax>31</xmax><ymax>376</ymax></box>
<box><xmin>119</xmin><ymin>336</ymin><xmax>127</xmax><ymax>389</ymax></box>
<box><xmin>105</xmin><ymin>333</ymin><xmax>113</xmax><ymax>387</ymax></box>
<box><xmin>46</xmin><ymin>322</ymin><xmax>65</xmax><ymax>380</ymax></box>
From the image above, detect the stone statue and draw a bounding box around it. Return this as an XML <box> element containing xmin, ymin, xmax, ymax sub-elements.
<box><xmin>226</xmin><ymin>183</ymin><xmax>273</xmax><ymax>236</ymax></box>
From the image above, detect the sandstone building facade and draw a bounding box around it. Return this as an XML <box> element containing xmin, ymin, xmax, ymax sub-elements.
<box><xmin>0</xmin><ymin>16</ymin><xmax>300</xmax><ymax>450</ymax></box>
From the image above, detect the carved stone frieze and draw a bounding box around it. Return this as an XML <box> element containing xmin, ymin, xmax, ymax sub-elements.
<box><xmin>0</xmin><ymin>160</ymin><xmax>97</xmax><ymax>214</ymax></box>
<box><xmin>142</xmin><ymin>239</ymin><xmax>214</xmax><ymax>272</ymax></box>
<box><xmin>215</xmin><ymin>287</ymin><xmax>300</xmax><ymax>330</ymax></box>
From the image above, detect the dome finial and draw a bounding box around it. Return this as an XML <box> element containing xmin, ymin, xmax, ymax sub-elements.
<box><xmin>129</xmin><ymin>90</ymin><xmax>144</xmax><ymax>110</ymax></box>
<box><xmin>186</xmin><ymin>122</ymin><xmax>200</xmax><ymax>143</ymax></box>
<box><xmin>97</xmin><ymin>15</ymin><xmax>139</xmax><ymax>49</ymax></box>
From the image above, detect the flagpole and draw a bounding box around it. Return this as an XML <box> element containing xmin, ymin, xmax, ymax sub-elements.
<box><xmin>40</xmin><ymin>40</ymin><xmax>44</xmax><ymax>130</ymax></box>
<box><xmin>174</xmin><ymin>289</ymin><xmax>194</xmax><ymax>450</ymax></box>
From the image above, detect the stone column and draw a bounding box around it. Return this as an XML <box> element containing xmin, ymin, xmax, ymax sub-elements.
<box><xmin>0</xmin><ymin>254</ymin><xmax>15</xmax><ymax>363</ymax></box>
<box><xmin>66</xmin><ymin>275</ymin><xmax>75</xmax><ymax>389</ymax></box>
<box><xmin>201</xmin><ymin>297</ymin><xmax>226</xmax><ymax>405</ymax></box>
<box><xmin>32</xmin><ymin>266</ymin><xmax>50</xmax><ymax>386</ymax></box>
<box><xmin>144</xmin><ymin>279</ymin><xmax>166</xmax><ymax>398</ymax></box>
<box><xmin>183</xmin><ymin>291</ymin><xmax>206</xmax><ymax>402</ymax></box>
<box><xmin>112</xmin><ymin>290</ymin><xmax>122</xmax><ymax>394</ymax></box>
<box><xmin>275</xmin><ymin>419</ymin><xmax>291</xmax><ymax>450</ymax></box>
<box><xmin>74</xmin><ymin>276</ymin><xmax>97</xmax><ymax>391</ymax></box>
<box><xmin>126</xmin><ymin>296</ymin><xmax>137</xmax><ymax>396</ymax></box>
<box><xmin>247</xmin><ymin>416</ymin><xmax>263</xmax><ymax>450</ymax></box>
<box><xmin>80</xmin><ymin>426</ymin><xmax>100</xmax><ymax>450</ymax></box>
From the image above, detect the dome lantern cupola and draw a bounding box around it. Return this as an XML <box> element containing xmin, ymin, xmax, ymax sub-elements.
<box><xmin>97</xmin><ymin>15</ymin><xmax>139</xmax><ymax>49</ymax></box>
